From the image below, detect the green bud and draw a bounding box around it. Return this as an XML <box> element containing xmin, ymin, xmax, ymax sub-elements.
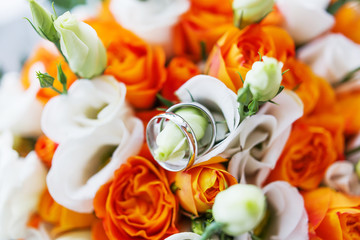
<box><xmin>29</xmin><ymin>0</ymin><xmax>59</xmax><ymax>42</ymax></box>
<box><xmin>154</xmin><ymin>107</ymin><xmax>208</xmax><ymax>162</ymax></box>
<box><xmin>37</xmin><ymin>72</ymin><xmax>54</xmax><ymax>88</ymax></box>
<box><xmin>212</xmin><ymin>184</ymin><xmax>266</xmax><ymax>236</ymax></box>
<box><xmin>356</xmin><ymin>160</ymin><xmax>360</xmax><ymax>179</ymax></box>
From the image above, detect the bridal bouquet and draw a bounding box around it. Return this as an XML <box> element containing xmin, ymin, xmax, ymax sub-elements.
<box><xmin>1</xmin><ymin>0</ymin><xmax>360</xmax><ymax>239</ymax></box>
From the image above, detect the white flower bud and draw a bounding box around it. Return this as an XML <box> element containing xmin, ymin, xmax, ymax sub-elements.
<box><xmin>233</xmin><ymin>0</ymin><xmax>275</xmax><ymax>28</ymax></box>
<box><xmin>212</xmin><ymin>184</ymin><xmax>266</xmax><ymax>236</ymax></box>
<box><xmin>53</xmin><ymin>12</ymin><xmax>107</xmax><ymax>79</ymax></box>
<box><xmin>244</xmin><ymin>56</ymin><xmax>283</xmax><ymax>102</ymax></box>
<box><xmin>155</xmin><ymin>107</ymin><xmax>208</xmax><ymax>162</ymax></box>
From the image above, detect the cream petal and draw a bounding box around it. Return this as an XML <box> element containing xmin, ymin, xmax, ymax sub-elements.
<box><xmin>56</xmin><ymin>230</ymin><xmax>92</xmax><ymax>240</ymax></box>
<box><xmin>109</xmin><ymin>0</ymin><xmax>190</xmax><ymax>56</ymax></box>
<box><xmin>261</xmin><ymin>181</ymin><xmax>308</xmax><ymax>240</ymax></box>
<box><xmin>276</xmin><ymin>0</ymin><xmax>334</xmax><ymax>45</ymax></box>
<box><xmin>298</xmin><ymin>33</ymin><xmax>360</xmax><ymax>84</ymax></box>
<box><xmin>324</xmin><ymin>161</ymin><xmax>360</xmax><ymax>195</ymax></box>
<box><xmin>165</xmin><ymin>232</ymin><xmax>201</xmax><ymax>240</ymax></box>
<box><xmin>41</xmin><ymin>75</ymin><xmax>128</xmax><ymax>143</ymax></box>
<box><xmin>0</xmin><ymin>72</ymin><xmax>42</xmax><ymax>137</ymax></box>
<box><xmin>47</xmin><ymin>117</ymin><xmax>143</xmax><ymax>213</ymax></box>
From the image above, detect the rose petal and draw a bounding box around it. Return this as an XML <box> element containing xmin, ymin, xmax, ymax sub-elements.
<box><xmin>47</xmin><ymin>118</ymin><xmax>143</xmax><ymax>213</ymax></box>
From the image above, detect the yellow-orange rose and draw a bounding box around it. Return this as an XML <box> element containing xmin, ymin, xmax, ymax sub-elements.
<box><xmin>336</xmin><ymin>90</ymin><xmax>360</xmax><ymax>135</ymax></box>
<box><xmin>87</xmin><ymin>19</ymin><xmax>167</xmax><ymax>109</ymax></box>
<box><xmin>168</xmin><ymin>159</ymin><xmax>237</xmax><ymax>216</ymax></box>
<box><xmin>94</xmin><ymin>156</ymin><xmax>178</xmax><ymax>240</ymax></box>
<box><xmin>205</xmin><ymin>24</ymin><xmax>295</xmax><ymax>92</ymax></box>
<box><xmin>302</xmin><ymin>187</ymin><xmax>360</xmax><ymax>240</ymax></box>
<box><xmin>37</xmin><ymin>189</ymin><xmax>96</xmax><ymax>236</ymax></box>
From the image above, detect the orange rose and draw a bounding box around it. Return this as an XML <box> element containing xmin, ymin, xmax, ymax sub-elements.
<box><xmin>281</xmin><ymin>58</ymin><xmax>321</xmax><ymax>116</ymax></box>
<box><xmin>37</xmin><ymin>189</ymin><xmax>96</xmax><ymax>236</ymax></box>
<box><xmin>87</xmin><ymin>19</ymin><xmax>167</xmax><ymax>109</ymax></box>
<box><xmin>206</xmin><ymin>24</ymin><xmax>295</xmax><ymax>92</ymax></box>
<box><xmin>168</xmin><ymin>160</ymin><xmax>237</xmax><ymax>216</ymax></box>
<box><xmin>21</xmin><ymin>45</ymin><xmax>77</xmax><ymax>104</ymax></box>
<box><xmin>35</xmin><ymin>135</ymin><xmax>58</xmax><ymax>168</ymax></box>
<box><xmin>302</xmin><ymin>187</ymin><xmax>360</xmax><ymax>240</ymax></box>
<box><xmin>336</xmin><ymin>90</ymin><xmax>360</xmax><ymax>135</ymax></box>
<box><xmin>94</xmin><ymin>156</ymin><xmax>178</xmax><ymax>240</ymax></box>
<box><xmin>161</xmin><ymin>57</ymin><xmax>200</xmax><ymax>101</ymax></box>
<box><xmin>173</xmin><ymin>1</ymin><xmax>233</xmax><ymax>61</ymax></box>
<box><xmin>267</xmin><ymin>117</ymin><xmax>342</xmax><ymax>190</ymax></box>
<box><xmin>332</xmin><ymin>2</ymin><xmax>360</xmax><ymax>44</ymax></box>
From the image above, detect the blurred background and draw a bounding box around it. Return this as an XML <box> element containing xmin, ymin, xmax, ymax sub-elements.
<box><xmin>0</xmin><ymin>0</ymin><xmax>99</xmax><ymax>75</ymax></box>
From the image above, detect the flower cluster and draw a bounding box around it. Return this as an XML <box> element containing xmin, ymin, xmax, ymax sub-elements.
<box><xmin>1</xmin><ymin>0</ymin><xmax>360</xmax><ymax>239</ymax></box>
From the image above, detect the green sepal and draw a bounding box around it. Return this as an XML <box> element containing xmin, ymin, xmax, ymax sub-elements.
<box><xmin>57</xmin><ymin>63</ymin><xmax>68</xmax><ymax>94</ymax></box>
<box><xmin>37</xmin><ymin>71</ymin><xmax>55</xmax><ymax>88</ymax></box>
<box><xmin>156</xmin><ymin>93</ymin><xmax>175</xmax><ymax>107</ymax></box>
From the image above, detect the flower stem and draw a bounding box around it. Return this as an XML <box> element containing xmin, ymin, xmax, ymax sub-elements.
<box><xmin>199</xmin><ymin>222</ymin><xmax>225</xmax><ymax>240</ymax></box>
<box><xmin>51</xmin><ymin>86</ymin><xmax>63</xmax><ymax>95</ymax></box>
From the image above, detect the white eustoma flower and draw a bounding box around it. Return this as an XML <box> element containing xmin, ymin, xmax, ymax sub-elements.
<box><xmin>42</xmin><ymin>75</ymin><xmax>129</xmax><ymax>143</ymax></box>
<box><xmin>175</xmin><ymin>75</ymin><xmax>241</xmax><ymax>164</ymax></box>
<box><xmin>0</xmin><ymin>72</ymin><xmax>42</xmax><ymax>137</ymax></box>
<box><xmin>236</xmin><ymin>181</ymin><xmax>309</xmax><ymax>240</ymax></box>
<box><xmin>109</xmin><ymin>0</ymin><xmax>190</xmax><ymax>56</ymax></box>
<box><xmin>276</xmin><ymin>0</ymin><xmax>334</xmax><ymax>45</ymax></box>
<box><xmin>0</xmin><ymin>132</ymin><xmax>47</xmax><ymax>239</ymax></box>
<box><xmin>228</xmin><ymin>90</ymin><xmax>303</xmax><ymax>185</ymax></box>
<box><xmin>324</xmin><ymin>161</ymin><xmax>360</xmax><ymax>196</ymax></box>
<box><xmin>298</xmin><ymin>33</ymin><xmax>360</xmax><ymax>84</ymax></box>
<box><xmin>56</xmin><ymin>230</ymin><xmax>92</xmax><ymax>240</ymax></box>
<box><xmin>53</xmin><ymin>11</ymin><xmax>107</xmax><ymax>78</ymax></box>
<box><xmin>213</xmin><ymin>184</ymin><xmax>266</xmax><ymax>236</ymax></box>
<box><xmin>165</xmin><ymin>232</ymin><xmax>201</xmax><ymax>240</ymax></box>
<box><xmin>233</xmin><ymin>0</ymin><xmax>275</xmax><ymax>28</ymax></box>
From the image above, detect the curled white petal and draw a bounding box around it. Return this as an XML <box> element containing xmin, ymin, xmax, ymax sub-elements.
<box><xmin>298</xmin><ymin>33</ymin><xmax>360</xmax><ymax>84</ymax></box>
<box><xmin>276</xmin><ymin>0</ymin><xmax>334</xmax><ymax>45</ymax></box>
<box><xmin>228</xmin><ymin>90</ymin><xmax>303</xmax><ymax>185</ymax></box>
<box><xmin>165</xmin><ymin>232</ymin><xmax>201</xmax><ymax>240</ymax></box>
<box><xmin>42</xmin><ymin>75</ymin><xmax>128</xmax><ymax>143</ymax></box>
<box><xmin>176</xmin><ymin>75</ymin><xmax>240</xmax><ymax>164</ymax></box>
<box><xmin>324</xmin><ymin>161</ymin><xmax>360</xmax><ymax>195</ymax></box>
<box><xmin>262</xmin><ymin>181</ymin><xmax>308</xmax><ymax>240</ymax></box>
<box><xmin>0</xmin><ymin>142</ymin><xmax>47</xmax><ymax>239</ymax></box>
<box><xmin>47</xmin><ymin>118</ymin><xmax>144</xmax><ymax>213</ymax></box>
<box><xmin>0</xmin><ymin>72</ymin><xmax>42</xmax><ymax>137</ymax></box>
<box><xmin>109</xmin><ymin>0</ymin><xmax>190</xmax><ymax>55</ymax></box>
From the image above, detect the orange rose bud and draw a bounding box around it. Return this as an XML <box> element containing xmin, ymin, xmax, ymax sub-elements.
<box><xmin>35</xmin><ymin>135</ymin><xmax>58</xmax><ymax>168</ymax></box>
<box><xmin>37</xmin><ymin>189</ymin><xmax>96</xmax><ymax>236</ymax></box>
<box><xmin>174</xmin><ymin>3</ymin><xmax>233</xmax><ymax>61</ymax></box>
<box><xmin>162</xmin><ymin>57</ymin><xmax>200</xmax><ymax>102</ymax></box>
<box><xmin>267</xmin><ymin>121</ymin><xmax>338</xmax><ymax>190</ymax></box>
<box><xmin>205</xmin><ymin>24</ymin><xmax>295</xmax><ymax>92</ymax></box>
<box><xmin>94</xmin><ymin>156</ymin><xmax>178</xmax><ymax>240</ymax></box>
<box><xmin>87</xmin><ymin>20</ymin><xmax>167</xmax><ymax>109</ymax></box>
<box><xmin>302</xmin><ymin>188</ymin><xmax>360</xmax><ymax>240</ymax></box>
<box><xmin>332</xmin><ymin>2</ymin><xmax>360</xmax><ymax>44</ymax></box>
<box><xmin>21</xmin><ymin>45</ymin><xmax>77</xmax><ymax>104</ymax></box>
<box><xmin>168</xmin><ymin>162</ymin><xmax>237</xmax><ymax>216</ymax></box>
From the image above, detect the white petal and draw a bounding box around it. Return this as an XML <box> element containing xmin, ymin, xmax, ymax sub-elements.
<box><xmin>0</xmin><ymin>150</ymin><xmax>47</xmax><ymax>239</ymax></box>
<box><xmin>109</xmin><ymin>0</ymin><xmax>190</xmax><ymax>56</ymax></box>
<box><xmin>261</xmin><ymin>181</ymin><xmax>309</xmax><ymax>240</ymax></box>
<box><xmin>56</xmin><ymin>230</ymin><xmax>92</xmax><ymax>240</ymax></box>
<box><xmin>47</xmin><ymin>117</ymin><xmax>143</xmax><ymax>213</ymax></box>
<box><xmin>41</xmin><ymin>75</ymin><xmax>128</xmax><ymax>143</ymax></box>
<box><xmin>0</xmin><ymin>72</ymin><xmax>42</xmax><ymax>137</ymax></box>
<box><xmin>298</xmin><ymin>33</ymin><xmax>360</xmax><ymax>84</ymax></box>
<box><xmin>165</xmin><ymin>232</ymin><xmax>201</xmax><ymax>240</ymax></box>
<box><xmin>276</xmin><ymin>0</ymin><xmax>334</xmax><ymax>45</ymax></box>
<box><xmin>324</xmin><ymin>161</ymin><xmax>360</xmax><ymax>195</ymax></box>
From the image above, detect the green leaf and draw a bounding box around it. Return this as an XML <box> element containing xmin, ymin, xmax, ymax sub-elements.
<box><xmin>200</xmin><ymin>41</ymin><xmax>207</xmax><ymax>61</ymax></box>
<box><xmin>37</xmin><ymin>71</ymin><xmax>55</xmax><ymax>88</ymax></box>
<box><xmin>276</xmin><ymin>85</ymin><xmax>285</xmax><ymax>96</ymax></box>
<box><xmin>156</xmin><ymin>94</ymin><xmax>175</xmax><ymax>107</ymax></box>
<box><xmin>282</xmin><ymin>69</ymin><xmax>290</xmax><ymax>75</ymax></box>
<box><xmin>50</xmin><ymin>0</ymin><xmax>86</xmax><ymax>10</ymax></box>
<box><xmin>57</xmin><ymin>63</ymin><xmax>68</xmax><ymax>94</ymax></box>
<box><xmin>236</xmin><ymin>71</ymin><xmax>244</xmax><ymax>84</ymax></box>
<box><xmin>327</xmin><ymin>0</ymin><xmax>351</xmax><ymax>15</ymax></box>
